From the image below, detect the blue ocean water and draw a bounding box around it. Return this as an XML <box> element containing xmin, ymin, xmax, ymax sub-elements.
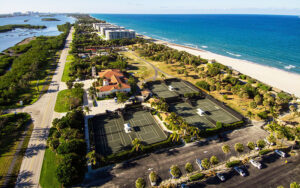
<box><xmin>0</xmin><ymin>14</ymin><xmax>75</xmax><ymax>51</ymax></box>
<box><xmin>91</xmin><ymin>14</ymin><xmax>300</xmax><ymax>74</ymax></box>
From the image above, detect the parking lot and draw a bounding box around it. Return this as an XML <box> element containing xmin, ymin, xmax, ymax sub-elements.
<box><xmin>90</xmin><ymin>109</ymin><xmax>168</xmax><ymax>156</ymax></box>
<box><xmin>190</xmin><ymin>152</ymin><xmax>300</xmax><ymax>188</ymax></box>
<box><xmin>83</xmin><ymin>125</ymin><xmax>275</xmax><ymax>188</ymax></box>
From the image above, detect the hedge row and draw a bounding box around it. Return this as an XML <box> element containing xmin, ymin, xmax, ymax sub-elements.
<box><xmin>200</xmin><ymin>121</ymin><xmax>244</xmax><ymax>137</ymax></box>
<box><xmin>98</xmin><ymin>137</ymin><xmax>181</xmax><ymax>167</ymax></box>
<box><xmin>189</xmin><ymin>173</ymin><xmax>205</xmax><ymax>181</ymax></box>
<box><xmin>226</xmin><ymin>160</ymin><xmax>241</xmax><ymax>168</ymax></box>
<box><xmin>259</xmin><ymin>149</ymin><xmax>272</xmax><ymax>156</ymax></box>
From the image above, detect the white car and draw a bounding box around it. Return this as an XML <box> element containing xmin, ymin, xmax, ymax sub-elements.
<box><xmin>196</xmin><ymin>158</ymin><xmax>204</xmax><ymax>170</ymax></box>
<box><xmin>249</xmin><ymin>159</ymin><xmax>262</xmax><ymax>169</ymax></box>
<box><xmin>234</xmin><ymin>166</ymin><xmax>246</xmax><ymax>177</ymax></box>
<box><xmin>216</xmin><ymin>173</ymin><xmax>225</xmax><ymax>181</ymax></box>
<box><xmin>275</xmin><ymin>150</ymin><xmax>286</xmax><ymax>158</ymax></box>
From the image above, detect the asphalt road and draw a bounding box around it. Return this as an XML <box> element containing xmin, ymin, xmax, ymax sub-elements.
<box><xmin>83</xmin><ymin>124</ymin><xmax>272</xmax><ymax>188</ymax></box>
<box><xmin>14</xmin><ymin>27</ymin><xmax>74</xmax><ymax>188</ymax></box>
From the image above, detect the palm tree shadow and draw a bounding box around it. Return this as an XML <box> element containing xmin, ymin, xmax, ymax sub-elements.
<box><xmin>25</xmin><ymin>143</ymin><xmax>46</xmax><ymax>158</ymax></box>
<box><xmin>15</xmin><ymin>170</ymin><xmax>34</xmax><ymax>187</ymax></box>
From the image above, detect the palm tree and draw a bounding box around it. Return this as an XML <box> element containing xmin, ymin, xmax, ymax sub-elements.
<box><xmin>86</xmin><ymin>150</ymin><xmax>97</xmax><ymax>165</ymax></box>
<box><xmin>88</xmin><ymin>87</ymin><xmax>96</xmax><ymax>99</ymax></box>
<box><xmin>191</xmin><ymin>127</ymin><xmax>200</xmax><ymax>139</ymax></box>
<box><xmin>84</xmin><ymin>106</ymin><xmax>91</xmax><ymax>115</ymax></box>
<box><xmin>170</xmin><ymin>132</ymin><xmax>180</xmax><ymax>142</ymax></box>
<box><xmin>132</xmin><ymin>138</ymin><xmax>143</xmax><ymax>152</ymax></box>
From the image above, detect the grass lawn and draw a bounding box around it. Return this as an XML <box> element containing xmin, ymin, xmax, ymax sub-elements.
<box><xmin>121</xmin><ymin>51</ymin><xmax>156</xmax><ymax>81</ymax></box>
<box><xmin>54</xmin><ymin>88</ymin><xmax>84</xmax><ymax>113</ymax></box>
<box><xmin>61</xmin><ymin>54</ymin><xmax>74</xmax><ymax>82</ymax></box>
<box><xmin>39</xmin><ymin>148</ymin><xmax>61</xmax><ymax>188</ymax></box>
<box><xmin>0</xmin><ymin>113</ymin><xmax>32</xmax><ymax>187</ymax></box>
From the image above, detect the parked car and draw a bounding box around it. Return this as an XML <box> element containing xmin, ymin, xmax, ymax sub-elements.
<box><xmin>264</xmin><ymin>138</ymin><xmax>275</xmax><ymax>146</ymax></box>
<box><xmin>250</xmin><ymin>159</ymin><xmax>262</xmax><ymax>169</ymax></box>
<box><xmin>196</xmin><ymin>158</ymin><xmax>204</xmax><ymax>170</ymax></box>
<box><xmin>216</xmin><ymin>173</ymin><xmax>225</xmax><ymax>181</ymax></box>
<box><xmin>275</xmin><ymin>150</ymin><xmax>286</xmax><ymax>157</ymax></box>
<box><xmin>234</xmin><ymin>166</ymin><xmax>246</xmax><ymax>177</ymax></box>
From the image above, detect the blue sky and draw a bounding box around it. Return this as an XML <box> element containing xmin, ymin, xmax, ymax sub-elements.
<box><xmin>1</xmin><ymin>0</ymin><xmax>300</xmax><ymax>14</ymax></box>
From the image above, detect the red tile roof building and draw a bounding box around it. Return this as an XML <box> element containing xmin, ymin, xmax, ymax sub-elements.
<box><xmin>96</xmin><ymin>69</ymin><xmax>131</xmax><ymax>97</ymax></box>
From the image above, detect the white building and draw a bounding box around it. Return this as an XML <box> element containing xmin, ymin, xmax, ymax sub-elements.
<box><xmin>105</xmin><ymin>29</ymin><xmax>136</xmax><ymax>40</ymax></box>
<box><xmin>93</xmin><ymin>23</ymin><xmax>136</xmax><ymax>40</ymax></box>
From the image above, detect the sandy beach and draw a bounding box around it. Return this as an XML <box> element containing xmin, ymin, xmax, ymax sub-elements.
<box><xmin>153</xmin><ymin>40</ymin><xmax>300</xmax><ymax>98</ymax></box>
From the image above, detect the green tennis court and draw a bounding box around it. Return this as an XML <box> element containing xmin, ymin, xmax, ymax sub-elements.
<box><xmin>167</xmin><ymin>80</ymin><xmax>199</xmax><ymax>95</ymax></box>
<box><xmin>170</xmin><ymin>98</ymin><xmax>240</xmax><ymax>129</ymax></box>
<box><xmin>90</xmin><ymin>110</ymin><xmax>168</xmax><ymax>156</ymax></box>
<box><xmin>148</xmin><ymin>82</ymin><xmax>178</xmax><ymax>99</ymax></box>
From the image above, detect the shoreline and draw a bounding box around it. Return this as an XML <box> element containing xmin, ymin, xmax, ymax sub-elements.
<box><xmin>92</xmin><ymin>16</ymin><xmax>300</xmax><ymax>98</ymax></box>
<box><xmin>139</xmin><ymin>36</ymin><xmax>300</xmax><ymax>98</ymax></box>
<box><xmin>159</xmin><ymin>40</ymin><xmax>300</xmax><ymax>97</ymax></box>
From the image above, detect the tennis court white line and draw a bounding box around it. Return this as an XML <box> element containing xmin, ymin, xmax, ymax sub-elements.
<box><xmin>143</xmin><ymin>113</ymin><xmax>160</xmax><ymax>139</ymax></box>
<box><xmin>114</xmin><ymin>119</ymin><xmax>126</xmax><ymax>145</ymax></box>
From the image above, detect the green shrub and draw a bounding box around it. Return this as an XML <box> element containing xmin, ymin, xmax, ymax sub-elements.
<box><xmin>200</xmin><ymin>121</ymin><xmax>244</xmax><ymax>137</ymax></box>
<box><xmin>226</xmin><ymin>160</ymin><xmax>241</xmax><ymax>168</ymax></box>
<box><xmin>183</xmin><ymin>135</ymin><xmax>192</xmax><ymax>143</ymax></box>
<box><xmin>201</xmin><ymin>158</ymin><xmax>210</xmax><ymax>169</ymax></box>
<box><xmin>259</xmin><ymin>149</ymin><xmax>272</xmax><ymax>156</ymax></box>
<box><xmin>257</xmin><ymin>111</ymin><xmax>268</xmax><ymax>120</ymax></box>
<box><xmin>210</xmin><ymin>156</ymin><xmax>219</xmax><ymax>165</ymax></box>
<box><xmin>135</xmin><ymin>177</ymin><xmax>146</xmax><ymax>188</ymax></box>
<box><xmin>170</xmin><ymin>165</ymin><xmax>181</xmax><ymax>178</ymax></box>
<box><xmin>257</xmin><ymin>139</ymin><xmax>266</xmax><ymax>149</ymax></box>
<box><xmin>247</xmin><ymin>142</ymin><xmax>255</xmax><ymax>150</ymax></box>
<box><xmin>196</xmin><ymin>81</ymin><xmax>210</xmax><ymax>91</ymax></box>
<box><xmin>149</xmin><ymin>171</ymin><xmax>158</xmax><ymax>183</ymax></box>
<box><xmin>189</xmin><ymin>173</ymin><xmax>205</xmax><ymax>181</ymax></box>
<box><xmin>250</xmin><ymin>101</ymin><xmax>257</xmax><ymax>109</ymax></box>
<box><xmin>185</xmin><ymin>162</ymin><xmax>193</xmax><ymax>173</ymax></box>
<box><xmin>234</xmin><ymin>143</ymin><xmax>244</xmax><ymax>153</ymax></box>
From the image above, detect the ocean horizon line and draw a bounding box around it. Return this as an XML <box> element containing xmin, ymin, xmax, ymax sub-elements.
<box><xmin>89</xmin><ymin>13</ymin><xmax>300</xmax><ymax>17</ymax></box>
